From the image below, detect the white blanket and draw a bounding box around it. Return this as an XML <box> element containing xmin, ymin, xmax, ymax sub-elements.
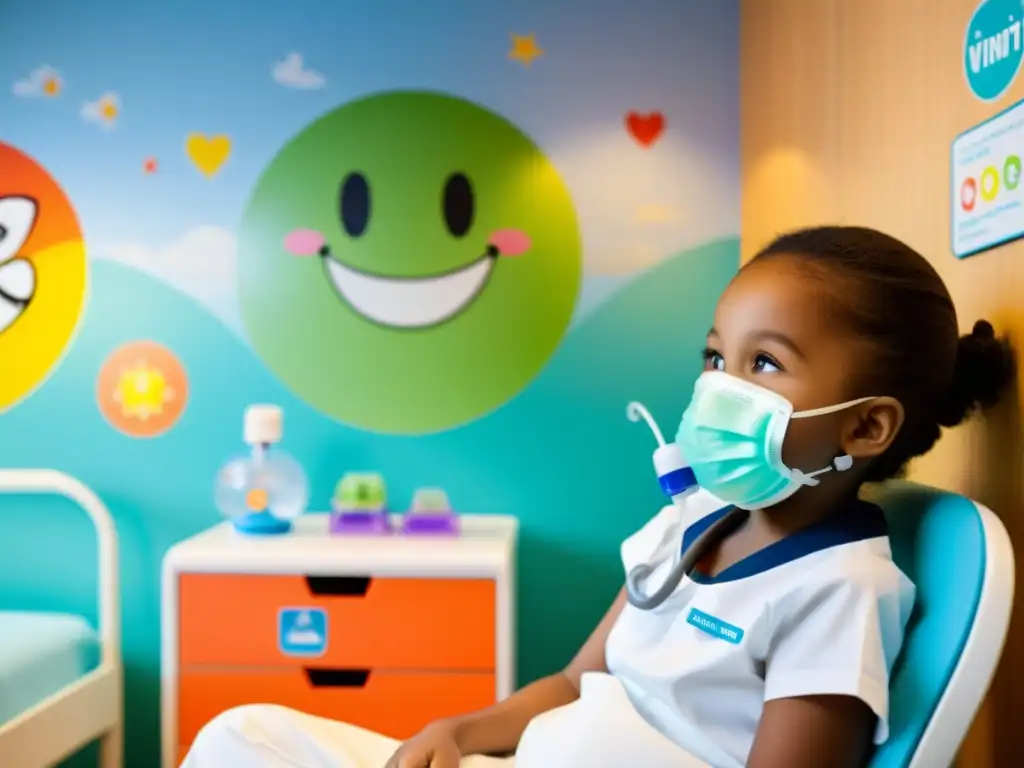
<box><xmin>180</xmin><ymin>705</ymin><xmax>511</xmax><ymax>768</ymax></box>
<box><xmin>516</xmin><ymin>673</ymin><xmax>710</xmax><ymax>768</ymax></box>
<box><xmin>180</xmin><ymin>674</ymin><xmax>709</xmax><ymax>767</ymax></box>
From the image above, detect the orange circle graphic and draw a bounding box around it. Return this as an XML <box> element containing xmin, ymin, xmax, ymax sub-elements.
<box><xmin>0</xmin><ymin>141</ymin><xmax>89</xmax><ymax>412</ymax></box>
<box><xmin>245</xmin><ymin>488</ymin><xmax>269</xmax><ymax>511</ymax></box>
<box><xmin>96</xmin><ymin>340</ymin><xmax>189</xmax><ymax>438</ymax></box>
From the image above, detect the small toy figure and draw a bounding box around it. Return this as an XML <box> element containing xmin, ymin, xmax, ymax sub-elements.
<box><xmin>330</xmin><ymin>472</ymin><xmax>391</xmax><ymax>534</ymax></box>
<box><xmin>402</xmin><ymin>487</ymin><xmax>460</xmax><ymax>536</ymax></box>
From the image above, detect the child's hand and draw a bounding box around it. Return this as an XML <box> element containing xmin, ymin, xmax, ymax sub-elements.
<box><xmin>385</xmin><ymin>722</ymin><xmax>462</xmax><ymax>768</ymax></box>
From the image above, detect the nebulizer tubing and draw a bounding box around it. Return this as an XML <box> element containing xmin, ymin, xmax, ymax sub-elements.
<box><xmin>624</xmin><ymin>401</ymin><xmax>748</xmax><ymax>610</ymax></box>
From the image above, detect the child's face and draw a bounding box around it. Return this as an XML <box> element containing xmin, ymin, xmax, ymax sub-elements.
<box><xmin>704</xmin><ymin>255</ymin><xmax>871</xmax><ymax>474</ymax></box>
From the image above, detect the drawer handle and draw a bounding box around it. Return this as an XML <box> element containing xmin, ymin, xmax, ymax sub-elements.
<box><xmin>305</xmin><ymin>576</ymin><xmax>372</xmax><ymax>596</ymax></box>
<box><xmin>305</xmin><ymin>668</ymin><xmax>371</xmax><ymax>688</ymax></box>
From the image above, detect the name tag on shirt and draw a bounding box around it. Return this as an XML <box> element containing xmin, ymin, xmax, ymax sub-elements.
<box><xmin>686</xmin><ymin>607</ymin><xmax>745</xmax><ymax>644</ymax></box>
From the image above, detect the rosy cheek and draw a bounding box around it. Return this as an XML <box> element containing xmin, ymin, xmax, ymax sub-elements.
<box><xmin>488</xmin><ymin>228</ymin><xmax>531</xmax><ymax>257</ymax></box>
<box><xmin>284</xmin><ymin>229</ymin><xmax>326</xmax><ymax>256</ymax></box>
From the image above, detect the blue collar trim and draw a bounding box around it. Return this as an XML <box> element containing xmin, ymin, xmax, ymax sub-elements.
<box><xmin>681</xmin><ymin>498</ymin><xmax>888</xmax><ymax>584</ymax></box>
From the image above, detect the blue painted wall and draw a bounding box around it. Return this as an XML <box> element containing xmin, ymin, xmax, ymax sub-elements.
<box><xmin>0</xmin><ymin>0</ymin><xmax>739</xmax><ymax>764</ymax></box>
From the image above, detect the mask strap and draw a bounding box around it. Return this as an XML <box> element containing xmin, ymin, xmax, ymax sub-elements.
<box><xmin>788</xmin><ymin>397</ymin><xmax>874</xmax><ymax>485</ymax></box>
<box><xmin>790</xmin><ymin>454</ymin><xmax>855</xmax><ymax>486</ymax></box>
<box><xmin>790</xmin><ymin>395</ymin><xmax>877</xmax><ymax>420</ymax></box>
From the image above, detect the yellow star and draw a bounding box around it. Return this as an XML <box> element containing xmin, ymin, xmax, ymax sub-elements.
<box><xmin>509</xmin><ymin>33</ymin><xmax>544</xmax><ymax>68</ymax></box>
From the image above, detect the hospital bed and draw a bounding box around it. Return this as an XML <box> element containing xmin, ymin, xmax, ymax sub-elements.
<box><xmin>0</xmin><ymin>469</ymin><xmax>122</xmax><ymax>768</ymax></box>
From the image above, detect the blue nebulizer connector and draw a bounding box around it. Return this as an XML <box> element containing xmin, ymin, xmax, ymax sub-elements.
<box><xmin>626</xmin><ymin>402</ymin><xmax>748</xmax><ymax>611</ymax></box>
<box><xmin>626</xmin><ymin>401</ymin><xmax>699</xmax><ymax>506</ymax></box>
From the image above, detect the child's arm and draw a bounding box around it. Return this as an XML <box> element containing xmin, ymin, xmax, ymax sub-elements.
<box><xmin>747</xmin><ymin>695</ymin><xmax>875</xmax><ymax>768</ymax></box>
<box><xmin>747</xmin><ymin>561</ymin><xmax>911</xmax><ymax>768</ymax></box>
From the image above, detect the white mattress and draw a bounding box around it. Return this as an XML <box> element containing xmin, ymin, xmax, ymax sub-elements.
<box><xmin>0</xmin><ymin>611</ymin><xmax>99</xmax><ymax>724</ymax></box>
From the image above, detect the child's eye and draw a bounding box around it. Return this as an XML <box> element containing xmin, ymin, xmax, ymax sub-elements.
<box><xmin>702</xmin><ymin>348</ymin><xmax>725</xmax><ymax>371</ymax></box>
<box><xmin>752</xmin><ymin>353</ymin><xmax>782</xmax><ymax>373</ymax></box>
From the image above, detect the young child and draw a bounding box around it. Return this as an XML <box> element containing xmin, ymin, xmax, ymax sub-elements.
<box><xmin>181</xmin><ymin>226</ymin><xmax>1014</xmax><ymax>768</ymax></box>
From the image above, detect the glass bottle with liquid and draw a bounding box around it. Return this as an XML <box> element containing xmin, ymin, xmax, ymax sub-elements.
<box><xmin>214</xmin><ymin>404</ymin><xmax>310</xmax><ymax>534</ymax></box>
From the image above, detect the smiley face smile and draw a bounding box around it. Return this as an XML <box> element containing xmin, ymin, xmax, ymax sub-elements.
<box><xmin>284</xmin><ymin>224</ymin><xmax>530</xmax><ymax>330</ymax></box>
<box><xmin>320</xmin><ymin>246</ymin><xmax>497</xmax><ymax>329</ymax></box>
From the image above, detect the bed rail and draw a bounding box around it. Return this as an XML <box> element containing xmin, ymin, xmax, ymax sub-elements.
<box><xmin>0</xmin><ymin>469</ymin><xmax>120</xmax><ymax>667</ymax></box>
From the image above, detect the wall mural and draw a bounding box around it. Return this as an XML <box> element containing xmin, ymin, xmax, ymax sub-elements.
<box><xmin>0</xmin><ymin>143</ymin><xmax>88</xmax><ymax>413</ymax></box>
<box><xmin>1</xmin><ymin>1</ymin><xmax>739</xmax><ymax>764</ymax></box>
<box><xmin>241</xmin><ymin>91</ymin><xmax>582</xmax><ymax>434</ymax></box>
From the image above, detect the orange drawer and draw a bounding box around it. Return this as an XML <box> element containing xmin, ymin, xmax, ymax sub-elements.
<box><xmin>179</xmin><ymin>574</ymin><xmax>495</xmax><ymax>669</ymax></box>
<box><xmin>178</xmin><ymin>668</ymin><xmax>496</xmax><ymax>744</ymax></box>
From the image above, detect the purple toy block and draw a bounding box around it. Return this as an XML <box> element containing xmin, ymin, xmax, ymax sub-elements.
<box><xmin>401</xmin><ymin>512</ymin><xmax>461</xmax><ymax>536</ymax></box>
<box><xmin>329</xmin><ymin>509</ymin><xmax>392</xmax><ymax>535</ymax></box>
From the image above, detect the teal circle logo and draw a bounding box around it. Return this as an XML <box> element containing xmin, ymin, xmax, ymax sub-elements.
<box><xmin>964</xmin><ymin>0</ymin><xmax>1024</xmax><ymax>102</ymax></box>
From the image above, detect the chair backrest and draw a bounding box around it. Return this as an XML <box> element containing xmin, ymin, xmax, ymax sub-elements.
<box><xmin>866</xmin><ymin>481</ymin><xmax>1015</xmax><ymax>768</ymax></box>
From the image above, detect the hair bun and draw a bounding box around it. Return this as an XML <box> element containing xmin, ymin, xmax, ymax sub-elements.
<box><xmin>937</xmin><ymin>319</ymin><xmax>1015</xmax><ymax>427</ymax></box>
<box><xmin>971</xmin><ymin>319</ymin><xmax>996</xmax><ymax>340</ymax></box>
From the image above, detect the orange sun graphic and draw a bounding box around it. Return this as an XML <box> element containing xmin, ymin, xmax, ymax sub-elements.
<box><xmin>96</xmin><ymin>340</ymin><xmax>188</xmax><ymax>437</ymax></box>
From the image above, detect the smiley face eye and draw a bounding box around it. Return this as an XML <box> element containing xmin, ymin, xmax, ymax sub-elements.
<box><xmin>442</xmin><ymin>172</ymin><xmax>474</xmax><ymax>238</ymax></box>
<box><xmin>339</xmin><ymin>172</ymin><xmax>371</xmax><ymax>238</ymax></box>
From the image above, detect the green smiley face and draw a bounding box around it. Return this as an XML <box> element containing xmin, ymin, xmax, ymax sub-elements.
<box><xmin>238</xmin><ymin>90</ymin><xmax>581</xmax><ymax>434</ymax></box>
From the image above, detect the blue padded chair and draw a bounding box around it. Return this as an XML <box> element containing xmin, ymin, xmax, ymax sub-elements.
<box><xmin>867</xmin><ymin>481</ymin><xmax>1015</xmax><ymax>768</ymax></box>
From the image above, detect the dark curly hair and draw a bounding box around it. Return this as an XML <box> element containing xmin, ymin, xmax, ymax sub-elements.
<box><xmin>753</xmin><ymin>226</ymin><xmax>1015</xmax><ymax>481</ymax></box>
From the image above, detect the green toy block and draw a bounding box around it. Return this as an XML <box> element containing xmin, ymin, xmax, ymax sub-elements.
<box><xmin>333</xmin><ymin>472</ymin><xmax>387</xmax><ymax>511</ymax></box>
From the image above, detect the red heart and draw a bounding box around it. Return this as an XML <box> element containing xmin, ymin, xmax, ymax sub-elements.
<box><xmin>625</xmin><ymin>111</ymin><xmax>665</xmax><ymax>148</ymax></box>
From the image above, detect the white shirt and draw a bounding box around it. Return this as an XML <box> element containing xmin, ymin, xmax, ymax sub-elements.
<box><xmin>515</xmin><ymin>491</ymin><xmax>916</xmax><ymax>768</ymax></box>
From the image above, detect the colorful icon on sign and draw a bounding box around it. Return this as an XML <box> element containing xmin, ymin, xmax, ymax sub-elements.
<box><xmin>1004</xmin><ymin>154</ymin><xmax>1022</xmax><ymax>191</ymax></box>
<box><xmin>278</xmin><ymin>608</ymin><xmax>328</xmax><ymax>657</ymax></box>
<box><xmin>961</xmin><ymin>177</ymin><xmax>978</xmax><ymax>212</ymax></box>
<box><xmin>980</xmin><ymin>166</ymin><xmax>1000</xmax><ymax>202</ymax></box>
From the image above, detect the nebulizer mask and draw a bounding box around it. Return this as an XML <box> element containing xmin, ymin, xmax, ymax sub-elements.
<box><xmin>625</xmin><ymin>371</ymin><xmax>875</xmax><ymax>609</ymax></box>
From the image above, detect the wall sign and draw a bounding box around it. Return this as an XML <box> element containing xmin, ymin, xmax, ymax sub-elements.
<box><xmin>951</xmin><ymin>98</ymin><xmax>1024</xmax><ymax>258</ymax></box>
<box><xmin>964</xmin><ymin>0</ymin><xmax>1024</xmax><ymax>102</ymax></box>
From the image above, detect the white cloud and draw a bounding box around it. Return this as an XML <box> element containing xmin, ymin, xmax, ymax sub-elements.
<box><xmin>93</xmin><ymin>226</ymin><xmax>242</xmax><ymax>334</ymax></box>
<box><xmin>272</xmin><ymin>53</ymin><xmax>325</xmax><ymax>90</ymax></box>
<box><xmin>81</xmin><ymin>92</ymin><xmax>120</xmax><ymax>130</ymax></box>
<box><xmin>12</xmin><ymin>66</ymin><xmax>63</xmax><ymax>97</ymax></box>
<box><xmin>547</xmin><ymin>129</ymin><xmax>738</xmax><ymax>276</ymax></box>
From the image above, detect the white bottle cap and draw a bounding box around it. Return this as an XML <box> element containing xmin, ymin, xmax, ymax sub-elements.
<box><xmin>653</xmin><ymin>442</ymin><xmax>686</xmax><ymax>477</ymax></box>
<box><xmin>244</xmin><ymin>404</ymin><xmax>283</xmax><ymax>445</ymax></box>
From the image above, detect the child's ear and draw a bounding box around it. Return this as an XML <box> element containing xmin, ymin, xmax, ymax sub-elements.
<box><xmin>841</xmin><ymin>397</ymin><xmax>905</xmax><ymax>459</ymax></box>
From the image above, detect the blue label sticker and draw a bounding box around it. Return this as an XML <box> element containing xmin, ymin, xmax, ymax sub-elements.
<box><xmin>686</xmin><ymin>607</ymin><xmax>744</xmax><ymax>644</ymax></box>
<box><xmin>964</xmin><ymin>0</ymin><xmax>1024</xmax><ymax>102</ymax></box>
<box><xmin>278</xmin><ymin>607</ymin><xmax>328</xmax><ymax>657</ymax></box>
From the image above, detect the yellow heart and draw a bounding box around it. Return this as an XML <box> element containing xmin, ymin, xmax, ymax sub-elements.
<box><xmin>185</xmin><ymin>133</ymin><xmax>231</xmax><ymax>177</ymax></box>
